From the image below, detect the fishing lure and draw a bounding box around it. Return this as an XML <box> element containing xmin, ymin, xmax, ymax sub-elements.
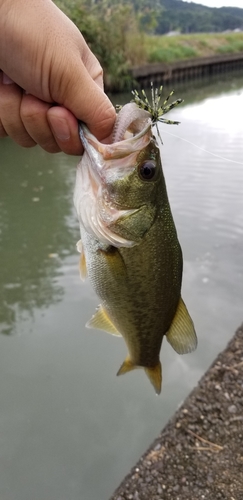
<box><xmin>116</xmin><ymin>82</ymin><xmax>183</xmax><ymax>144</ymax></box>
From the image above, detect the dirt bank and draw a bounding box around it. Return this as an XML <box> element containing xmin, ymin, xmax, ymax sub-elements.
<box><xmin>110</xmin><ymin>324</ymin><xmax>243</xmax><ymax>500</ymax></box>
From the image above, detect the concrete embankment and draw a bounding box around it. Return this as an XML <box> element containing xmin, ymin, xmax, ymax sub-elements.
<box><xmin>131</xmin><ymin>53</ymin><xmax>243</xmax><ymax>87</ymax></box>
<box><xmin>110</xmin><ymin>324</ymin><xmax>243</xmax><ymax>500</ymax></box>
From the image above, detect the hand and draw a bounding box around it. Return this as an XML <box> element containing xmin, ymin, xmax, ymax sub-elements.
<box><xmin>0</xmin><ymin>0</ymin><xmax>116</xmax><ymax>154</ymax></box>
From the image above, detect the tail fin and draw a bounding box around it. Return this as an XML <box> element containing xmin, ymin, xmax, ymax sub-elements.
<box><xmin>117</xmin><ymin>356</ymin><xmax>137</xmax><ymax>376</ymax></box>
<box><xmin>117</xmin><ymin>356</ymin><xmax>162</xmax><ymax>395</ymax></box>
<box><xmin>145</xmin><ymin>363</ymin><xmax>162</xmax><ymax>395</ymax></box>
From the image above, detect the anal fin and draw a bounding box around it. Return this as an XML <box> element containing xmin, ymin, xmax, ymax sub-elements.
<box><xmin>86</xmin><ymin>305</ymin><xmax>121</xmax><ymax>336</ymax></box>
<box><xmin>166</xmin><ymin>297</ymin><xmax>197</xmax><ymax>354</ymax></box>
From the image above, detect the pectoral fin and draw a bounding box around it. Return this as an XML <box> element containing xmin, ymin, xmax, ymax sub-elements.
<box><xmin>166</xmin><ymin>297</ymin><xmax>197</xmax><ymax>354</ymax></box>
<box><xmin>117</xmin><ymin>357</ymin><xmax>162</xmax><ymax>395</ymax></box>
<box><xmin>76</xmin><ymin>239</ymin><xmax>87</xmax><ymax>281</ymax></box>
<box><xmin>86</xmin><ymin>305</ymin><xmax>121</xmax><ymax>336</ymax></box>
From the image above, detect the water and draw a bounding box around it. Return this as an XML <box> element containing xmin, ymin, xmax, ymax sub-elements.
<box><xmin>0</xmin><ymin>74</ymin><xmax>243</xmax><ymax>500</ymax></box>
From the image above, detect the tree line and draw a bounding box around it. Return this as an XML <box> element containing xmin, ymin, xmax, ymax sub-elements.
<box><xmin>55</xmin><ymin>0</ymin><xmax>243</xmax><ymax>90</ymax></box>
<box><xmin>155</xmin><ymin>0</ymin><xmax>243</xmax><ymax>34</ymax></box>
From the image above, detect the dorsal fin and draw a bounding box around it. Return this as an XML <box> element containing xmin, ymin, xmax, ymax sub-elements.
<box><xmin>86</xmin><ymin>305</ymin><xmax>121</xmax><ymax>336</ymax></box>
<box><xmin>166</xmin><ymin>297</ymin><xmax>197</xmax><ymax>354</ymax></box>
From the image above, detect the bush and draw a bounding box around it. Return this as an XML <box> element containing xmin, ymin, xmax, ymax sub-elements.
<box><xmin>55</xmin><ymin>0</ymin><xmax>150</xmax><ymax>91</ymax></box>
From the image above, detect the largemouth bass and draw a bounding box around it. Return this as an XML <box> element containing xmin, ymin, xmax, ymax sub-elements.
<box><xmin>74</xmin><ymin>92</ymin><xmax>197</xmax><ymax>394</ymax></box>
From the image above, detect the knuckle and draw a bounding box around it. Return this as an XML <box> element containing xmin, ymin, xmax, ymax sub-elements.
<box><xmin>20</xmin><ymin>96</ymin><xmax>42</xmax><ymax>123</ymax></box>
<box><xmin>0</xmin><ymin>115</ymin><xmax>36</xmax><ymax>147</ymax></box>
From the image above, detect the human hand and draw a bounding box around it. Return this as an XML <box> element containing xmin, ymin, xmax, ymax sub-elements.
<box><xmin>0</xmin><ymin>0</ymin><xmax>116</xmax><ymax>154</ymax></box>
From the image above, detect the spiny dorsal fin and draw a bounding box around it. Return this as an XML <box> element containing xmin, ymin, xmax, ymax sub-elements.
<box><xmin>76</xmin><ymin>239</ymin><xmax>87</xmax><ymax>281</ymax></box>
<box><xmin>145</xmin><ymin>363</ymin><xmax>162</xmax><ymax>395</ymax></box>
<box><xmin>166</xmin><ymin>297</ymin><xmax>197</xmax><ymax>354</ymax></box>
<box><xmin>86</xmin><ymin>305</ymin><xmax>121</xmax><ymax>336</ymax></box>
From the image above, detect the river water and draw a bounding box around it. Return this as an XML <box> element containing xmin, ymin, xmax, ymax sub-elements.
<box><xmin>0</xmin><ymin>73</ymin><xmax>243</xmax><ymax>500</ymax></box>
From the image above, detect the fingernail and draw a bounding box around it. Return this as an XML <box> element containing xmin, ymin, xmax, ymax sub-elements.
<box><xmin>50</xmin><ymin>117</ymin><xmax>71</xmax><ymax>141</ymax></box>
<box><xmin>2</xmin><ymin>73</ymin><xmax>14</xmax><ymax>85</ymax></box>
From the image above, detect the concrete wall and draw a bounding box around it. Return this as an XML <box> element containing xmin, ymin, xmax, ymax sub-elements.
<box><xmin>130</xmin><ymin>53</ymin><xmax>243</xmax><ymax>87</ymax></box>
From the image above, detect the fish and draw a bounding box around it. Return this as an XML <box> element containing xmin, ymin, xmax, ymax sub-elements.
<box><xmin>73</xmin><ymin>88</ymin><xmax>197</xmax><ymax>394</ymax></box>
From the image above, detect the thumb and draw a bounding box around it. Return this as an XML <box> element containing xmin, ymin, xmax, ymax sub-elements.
<box><xmin>56</xmin><ymin>58</ymin><xmax>116</xmax><ymax>142</ymax></box>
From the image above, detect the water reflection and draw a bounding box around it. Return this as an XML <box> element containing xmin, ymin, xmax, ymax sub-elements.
<box><xmin>111</xmin><ymin>70</ymin><xmax>243</xmax><ymax>108</ymax></box>
<box><xmin>0</xmin><ymin>73</ymin><xmax>242</xmax><ymax>500</ymax></box>
<box><xmin>0</xmin><ymin>142</ymin><xmax>78</xmax><ymax>334</ymax></box>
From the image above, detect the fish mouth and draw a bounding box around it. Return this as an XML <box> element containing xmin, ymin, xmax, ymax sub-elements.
<box><xmin>83</xmin><ymin>125</ymin><xmax>151</xmax><ymax>160</ymax></box>
<box><xmin>79</xmin><ymin>102</ymin><xmax>152</xmax><ymax>164</ymax></box>
<box><xmin>78</xmin><ymin>104</ymin><xmax>153</xmax><ymax>191</ymax></box>
<box><xmin>74</xmin><ymin>103</ymin><xmax>154</xmax><ymax>248</ymax></box>
<box><xmin>78</xmin><ymin>101</ymin><xmax>154</xmax><ymax>201</ymax></box>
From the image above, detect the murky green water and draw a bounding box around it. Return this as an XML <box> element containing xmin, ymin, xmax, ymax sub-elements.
<box><xmin>0</xmin><ymin>73</ymin><xmax>243</xmax><ymax>500</ymax></box>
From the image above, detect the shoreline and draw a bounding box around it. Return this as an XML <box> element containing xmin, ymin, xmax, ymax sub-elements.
<box><xmin>129</xmin><ymin>53</ymin><xmax>243</xmax><ymax>89</ymax></box>
<box><xmin>110</xmin><ymin>324</ymin><xmax>243</xmax><ymax>500</ymax></box>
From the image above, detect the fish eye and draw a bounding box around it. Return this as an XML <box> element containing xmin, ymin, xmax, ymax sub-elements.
<box><xmin>138</xmin><ymin>160</ymin><xmax>157</xmax><ymax>181</ymax></box>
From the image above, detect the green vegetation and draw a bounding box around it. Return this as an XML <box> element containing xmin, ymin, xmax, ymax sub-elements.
<box><xmin>145</xmin><ymin>32</ymin><xmax>243</xmax><ymax>63</ymax></box>
<box><xmin>54</xmin><ymin>0</ymin><xmax>243</xmax><ymax>90</ymax></box>
<box><xmin>55</xmin><ymin>0</ymin><xmax>154</xmax><ymax>90</ymax></box>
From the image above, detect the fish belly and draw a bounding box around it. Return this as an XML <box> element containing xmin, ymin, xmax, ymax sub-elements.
<box><xmin>82</xmin><ymin>221</ymin><xmax>182</xmax><ymax>369</ymax></box>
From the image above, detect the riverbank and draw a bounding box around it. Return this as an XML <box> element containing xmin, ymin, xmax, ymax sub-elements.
<box><xmin>129</xmin><ymin>52</ymin><xmax>243</xmax><ymax>89</ymax></box>
<box><xmin>110</xmin><ymin>324</ymin><xmax>243</xmax><ymax>500</ymax></box>
<box><xmin>110</xmin><ymin>33</ymin><xmax>243</xmax><ymax>90</ymax></box>
<box><xmin>144</xmin><ymin>32</ymin><xmax>243</xmax><ymax>65</ymax></box>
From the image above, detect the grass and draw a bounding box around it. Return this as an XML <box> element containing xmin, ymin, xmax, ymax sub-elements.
<box><xmin>139</xmin><ymin>32</ymin><xmax>243</xmax><ymax>66</ymax></box>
